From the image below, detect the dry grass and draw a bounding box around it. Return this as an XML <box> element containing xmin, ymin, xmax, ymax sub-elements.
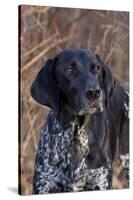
<box><xmin>19</xmin><ymin>5</ymin><xmax>129</xmax><ymax>195</ymax></box>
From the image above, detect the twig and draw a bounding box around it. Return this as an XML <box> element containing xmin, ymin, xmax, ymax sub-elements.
<box><xmin>23</xmin><ymin>34</ymin><xmax>56</xmax><ymax>58</ymax></box>
<box><xmin>21</xmin><ymin>35</ymin><xmax>75</xmax><ymax>73</ymax></box>
<box><xmin>22</xmin><ymin>113</ymin><xmax>37</xmax><ymax>156</ymax></box>
<box><xmin>24</xmin><ymin>101</ymin><xmax>38</xmax><ymax>152</ymax></box>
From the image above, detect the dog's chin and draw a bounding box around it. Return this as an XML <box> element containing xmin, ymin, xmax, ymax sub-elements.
<box><xmin>76</xmin><ymin>105</ymin><xmax>103</xmax><ymax>116</ymax></box>
<box><xmin>77</xmin><ymin>108</ymin><xmax>97</xmax><ymax>116</ymax></box>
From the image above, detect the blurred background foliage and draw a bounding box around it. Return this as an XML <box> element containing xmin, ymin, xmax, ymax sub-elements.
<box><xmin>19</xmin><ymin>5</ymin><xmax>129</xmax><ymax>195</ymax></box>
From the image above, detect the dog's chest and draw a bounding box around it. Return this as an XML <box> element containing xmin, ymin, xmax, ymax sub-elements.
<box><xmin>50</xmin><ymin>117</ymin><xmax>90</xmax><ymax>167</ymax></box>
<box><xmin>41</xmin><ymin>112</ymin><xmax>90</xmax><ymax>173</ymax></box>
<box><xmin>36</xmin><ymin>112</ymin><xmax>111</xmax><ymax>191</ymax></box>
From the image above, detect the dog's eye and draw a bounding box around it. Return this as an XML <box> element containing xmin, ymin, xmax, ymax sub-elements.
<box><xmin>64</xmin><ymin>62</ymin><xmax>77</xmax><ymax>77</ymax></box>
<box><xmin>64</xmin><ymin>67</ymin><xmax>73</xmax><ymax>75</ymax></box>
<box><xmin>93</xmin><ymin>65</ymin><xmax>101</xmax><ymax>73</ymax></box>
<box><xmin>95</xmin><ymin>65</ymin><xmax>100</xmax><ymax>72</ymax></box>
<box><xmin>64</xmin><ymin>62</ymin><xmax>76</xmax><ymax>76</ymax></box>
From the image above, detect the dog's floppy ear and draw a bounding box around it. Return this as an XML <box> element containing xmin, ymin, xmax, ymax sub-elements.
<box><xmin>30</xmin><ymin>58</ymin><xmax>60</xmax><ymax>115</ymax></box>
<box><xmin>96</xmin><ymin>54</ymin><xmax>115</xmax><ymax>108</ymax></box>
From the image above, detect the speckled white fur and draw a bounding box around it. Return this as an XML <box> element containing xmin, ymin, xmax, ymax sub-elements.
<box><xmin>120</xmin><ymin>153</ymin><xmax>129</xmax><ymax>169</ymax></box>
<box><xmin>33</xmin><ymin>112</ymin><xmax>111</xmax><ymax>194</ymax></box>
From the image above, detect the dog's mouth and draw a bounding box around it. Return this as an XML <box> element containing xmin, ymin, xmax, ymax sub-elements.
<box><xmin>88</xmin><ymin>103</ymin><xmax>98</xmax><ymax>113</ymax></box>
<box><xmin>76</xmin><ymin>101</ymin><xmax>103</xmax><ymax>116</ymax></box>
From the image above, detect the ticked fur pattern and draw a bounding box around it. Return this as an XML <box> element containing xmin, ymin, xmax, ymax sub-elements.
<box><xmin>120</xmin><ymin>153</ymin><xmax>129</xmax><ymax>182</ymax></box>
<box><xmin>33</xmin><ymin>112</ymin><xmax>112</xmax><ymax>194</ymax></box>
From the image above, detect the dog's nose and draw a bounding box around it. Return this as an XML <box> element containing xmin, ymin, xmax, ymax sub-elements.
<box><xmin>86</xmin><ymin>89</ymin><xmax>101</xmax><ymax>100</ymax></box>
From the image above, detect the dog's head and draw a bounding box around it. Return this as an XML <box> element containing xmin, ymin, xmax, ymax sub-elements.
<box><xmin>31</xmin><ymin>48</ymin><xmax>115</xmax><ymax>116</ymax></box>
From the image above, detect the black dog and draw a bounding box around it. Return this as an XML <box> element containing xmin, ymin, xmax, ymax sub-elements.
<box><xmin>31</xmin><ymin>48</ymin><xmax>129</xmax><ymax>194</ymax></box>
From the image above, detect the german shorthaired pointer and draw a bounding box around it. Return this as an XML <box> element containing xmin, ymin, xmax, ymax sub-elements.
<box><xmin>31</xmin><ymin>48</ymin><xmax>129</xmax><ymax>194</ymax></box>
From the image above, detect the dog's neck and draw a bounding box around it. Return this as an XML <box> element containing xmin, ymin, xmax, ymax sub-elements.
<box><xmin>59</xmin><ymin>103</ymin><xmax>93</xmax><ymax>130</ymax></box>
